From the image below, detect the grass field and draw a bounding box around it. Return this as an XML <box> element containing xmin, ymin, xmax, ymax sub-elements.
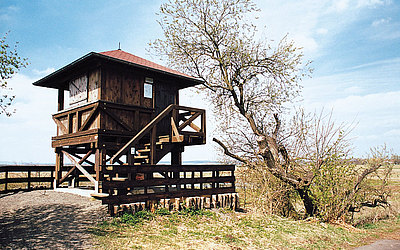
<box><xmin>90</xmin><ymin>165</ymin><xmax>400</xmax><ymax>249</ymax></box>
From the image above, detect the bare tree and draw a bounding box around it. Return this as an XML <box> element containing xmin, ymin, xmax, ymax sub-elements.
<box><xmin>153</xmin><ymin>0</ymin><xmax>392</xmax><ymax>220</ymax></box>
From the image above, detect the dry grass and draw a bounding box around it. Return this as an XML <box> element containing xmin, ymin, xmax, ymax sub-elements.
<box><xmin>91</xmin><ymin>165</ymin><xmax>400</xmax><ymax>249</ymax></box>
<box><xmin>92</xmin><ymin>209</ymin><xmax>366</xmax><ymax>249</ymax></box>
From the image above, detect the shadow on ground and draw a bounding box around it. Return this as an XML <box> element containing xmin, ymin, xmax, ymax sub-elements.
<box><xmin>0</xmin><ymin>203</ymin><xmax>104</xmax><ymax>249</ymax></box>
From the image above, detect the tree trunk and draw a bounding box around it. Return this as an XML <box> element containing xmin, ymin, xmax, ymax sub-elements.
<box><xmin>297</xmin><ymin>188</ymin><xmax>317</xmax><ymax>217</ymax></box>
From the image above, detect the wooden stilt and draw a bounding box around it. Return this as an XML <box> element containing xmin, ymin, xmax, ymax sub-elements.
<box><xmin>95</xmin><ymin>148</ymin><xmax>106</xmax><ymax>193</ymax></box>
<box><xmin>55</xmin><ymin>149</ymin><xmax>63</xmax><ymax>188</ymax></box>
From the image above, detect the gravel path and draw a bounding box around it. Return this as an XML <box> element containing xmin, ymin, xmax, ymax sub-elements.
<box><xmin>0</xmin><ymin>190</ymin><xmax>108</xmax><ymax>249</ymax></box>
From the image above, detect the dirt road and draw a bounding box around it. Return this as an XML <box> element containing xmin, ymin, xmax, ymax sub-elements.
<box><xmin>0</xmin><ymin>190</ymin><xmax>107</xmax><ymax>249</ymax></box>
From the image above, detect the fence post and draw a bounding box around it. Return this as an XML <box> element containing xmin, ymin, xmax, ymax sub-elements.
<box><xmin>5</xmin><ymin>166</ymin><xmax>8</xmax><ymax>192</ymax></box>
<box><xmin>27</xmin><ymin>168</ymin><xmax>31</xmax><ymax>190</ymax></box>
<box><xmin>50</xmin><ymin>167</ymin><xmax>54</xmax><ymax>189</ymax></box>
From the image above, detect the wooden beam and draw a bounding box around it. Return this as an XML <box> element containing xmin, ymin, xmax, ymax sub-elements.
<box><xmin>59</xmin><ymin>165</ymin><xmax>76</xmax><ymax>184</ymax></box>
<box><xmin>62</xmin><ymin>150</ymin><xmax>96</xmax><ymax>185</ymax></box>
<box><xmin>67</xmin><ymin>151</ymin><xmax>95</xmax><ymax>166</ymax></box>
<box><xmin>55</xmin><ymin>151</ymin><xmax>63</xmax><ymax>187</ymax></box>
<box><xmin>52</xmin><ymin>117</ymin><xmax>68</xmax><ymax>135</ymax></box>
<box><xmin>150</xmin><ymin>126</ymin><xmax>157</xmax><ymax>165</ymax></box>
<box><xmin>178</xmin><ymin>111</ymin><xmax>201</xmax><ymax>131</ymax></box>
<box><xmin>171</xmin><ymin>117</ymin><xmax>183</xmax><ymax>142</ymax></box>
<box><xmin>79</xmin><ymin>104</ymin><xmax>99</xmax><ymax>132</ymax></box>
<box><xmin>101</xmin><ymin>187</ymin><xmax>236</xmax><ymax>205</ymax></box>
<box><xmin>58</xmin><ymin>89</ymin><xmax>64</xmax><ymax>111</ymax></box>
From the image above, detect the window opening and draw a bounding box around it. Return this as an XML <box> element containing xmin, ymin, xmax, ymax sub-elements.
<box><xmin>144</xmin><ymin>77</ymin><xmax>153</xmax><ymax>98</ymax></box>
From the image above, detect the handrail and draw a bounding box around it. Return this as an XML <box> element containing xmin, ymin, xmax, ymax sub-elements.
<box><xmin>110</xmin><ymin>104</ymin><xmax>176</xmax><ymax>164</ymax></box>
<box><xmin>109</xmin><ymin>104</ymin><xmax>206</xmax><ymax>164</ymax></box>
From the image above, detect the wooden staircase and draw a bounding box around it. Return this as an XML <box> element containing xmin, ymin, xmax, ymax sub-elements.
<box><xmin>132</xmin><ymin>135</ymin><xmax>176</xmax><ymax>165</ymax></box>
<box><xmin>110</xmin><ymin>104</ymin><xmax>206</xmax><ymax>165</ymax></box>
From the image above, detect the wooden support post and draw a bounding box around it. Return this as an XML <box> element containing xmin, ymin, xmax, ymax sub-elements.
<box><xmin>68</xmin><ymin>113</ymin><xmax>72</xmax><ymax>134</ymax></box>
<box><xmin>201</xmin><ymin>111</ymin><xmax>207</xmax><ymax>144</ymax></box>
<box><xmin>171</xmin><ymin>145</ymin><xmax>182</xmax><ymax>190</ymax></box>
<box><xmin>50</xmin><ymin>168</ymin><xmax>54</xmax><ymax>189</ymax></box>
<box><xmin>76</xmin><ymin>111</ymin><xmax>81</xmax><ymax>131</ymax></box>
<box><xmin>95</xmin><ymin>148</ymin><xmax>106</xmax><ymax>193</ymax></box>
<box><xmin>4</xmin><ymin>166</ymin><xmax>8</xmax><ymax>192</ymax></box>
<box><xmin>27</xmin><ymin>169</ymin><xmax>31</xmax><ymax>190</ymax></box>
<box><xmin>57</xmin><ymin>88</ymin><xmax>64</xmax><ymax>111</ymax></box>
<box><xmin>150</xmin><ymin>126</ymin><xmax>157</xmax><ymax>165</ymax></box>
<box><xmin>55</xmin><ymin>150</ymin><xmax>63</xmax><ymax>188</ymax></box>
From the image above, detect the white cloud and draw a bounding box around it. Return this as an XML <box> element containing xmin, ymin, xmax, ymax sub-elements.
<box><xmin>316</xmin><ymin>28</ymin><xmax>329</xmax><ymax>35</ymax></box>
<box><xmin>357</xmin><ymin>0</ymin><xmax>392</xmax><ymax>8</ymax></box>
<box><xmin>334</xmin><ymin>0</ymin><xmax>350</xmax><ymax>12</ymax></box>
<box><xmin>0</xmin><ymin>74</ymin><xmax>57</xmax><ymax>163</ymax></box>
<box><xmin>372</xmin><ymin>18</ymin><xmax>391</xmax><ymax>27</ymax></box>
<box><xmin>32</xmin><ymin>68</ymin><xmax>56</xmax><ymax>76</ymax></box>
<box><xmin>254</xmin><ymin>0</ymin><xmax>393</xmax><ymax>58</ymax></box>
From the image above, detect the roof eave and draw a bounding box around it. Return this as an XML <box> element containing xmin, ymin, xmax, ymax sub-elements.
<box><xmin>33</xmin><ymin>52</ymin><xmax>204</xmax><ymax>89</ymax></box>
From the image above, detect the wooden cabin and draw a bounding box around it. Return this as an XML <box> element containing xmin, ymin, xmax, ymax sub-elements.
<box><xmin>34</xmin><ymin>50</ymin><xmax>236</xmax><ymax>214</ymax></box>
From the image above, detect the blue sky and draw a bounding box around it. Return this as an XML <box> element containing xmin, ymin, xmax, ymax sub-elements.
<box><xmin>0</xmin><ymin>0</ymin><xmax>399</xmax><ymax>163</ymax></box>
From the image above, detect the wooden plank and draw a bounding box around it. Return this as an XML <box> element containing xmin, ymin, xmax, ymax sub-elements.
<box><xmin>178</xmin><ymin>111</ymin><xmax>201</xmax><ymax>131</ymax></box>
<box><xmin>102</xmin><ymin>176</ymin><xmax>235</xmax><ymax>189</ymax></box>
<box><xmin>171</xmin><ymin>117</ymin><xmax>183</xmax><ymax>142</ymax></box>
<box><xmin>52</xmin><ymin>117</ymin><xmax>68</xmax><ymax>135</ymax></box>
<box><xmin>102</xmin><ymin>187</ymin><xmax>236</xmax><ymax>205</ymax></box>
<box><xmin>99</xmin><ymin>104</ymin><xmax>133</xmax><ymax>131</ymax></box>
<box><xmin>0</xmin><ymin>177</ymin><xmax>54</xmax><ymax>184</ymax></box>
<box><xmin>52</xmin><ymin>134</ymin><xmax>98</xmax><ymax>148</ymax></box>
<box><xmin>53</xmin><ymin>101</ymin><xmax>98</xmax><ymax>118</ymax></box>
<box><xmin>102</xmin><ymin>165</ymin><xmax>235</xmax><ymax>174</ymax></box>
<box><xmin>0</xmin><ymin>165</ymin><xmax>55</xmax><ymax>172</ymax></box>
<box><xmin>79</xmin><ymin>104</ymin><xmax>99</xmax><ymax>132</ymax></box>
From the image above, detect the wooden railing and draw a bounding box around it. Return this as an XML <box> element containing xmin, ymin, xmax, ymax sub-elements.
<box><xmin>110</xmin><ymin>104</ymin><xmax>206</xmax><ymax>164</ymax></box>
<box><xmin>52</xmin><ymin>100</ymin><xmax>154</xmax><ymax>137</ymax></box>
<box><xmin>0</xmin><ymin>165</ymin><xmax>57</xmax><ymax>194</ymax></box>
<box><xmin>101</xmin><ymin>164</ymin><xmax>235</xmax><ymax>205</ymax></box>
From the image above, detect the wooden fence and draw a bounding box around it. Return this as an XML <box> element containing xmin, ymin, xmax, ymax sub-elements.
<box><xmin>0</xmin><ymin>165</ymin><xmax>73</xmax><ymax>194</ymax></box>
<box><xmin>0</xmin><ymin>164</ymin><xmax>238</xmax><ymax>214</ymax></box>
<box><xmin>100</xmin><ymin>164</ymin><xmax>236</xmax><ymax>214</ymax></box>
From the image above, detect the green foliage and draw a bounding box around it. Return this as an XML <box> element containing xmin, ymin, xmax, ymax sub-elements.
<box><xmin>118</xmin><ymin>210</ymin><xmax>154</xmax><ymax>225</ymax></box>
<box><xmin>154</xmin><ymin>208</ymin><xmax>171</xmax><ymax>216</ymax></box>
<box><xmin>0</xmin><ymin>32</ymin><xmax>28</xmax><ymax>116</ymax></box>
<box><xmin>311</xmin><ymin>154</ymin><xmax>357</xmax><ymax>221</ymax></box>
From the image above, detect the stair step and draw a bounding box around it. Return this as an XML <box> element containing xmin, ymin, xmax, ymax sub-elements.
<box><xmin>144</xmin><ymin>142</ymin><xmax>163</xmax><ymax>147</ymax></box>
<box><xmin>137</xmin><ymin>148</ymin><xmax>151</xmax><ymax>153</ymax></box>
<box><xmin>158</xmin><ymin>137</ymin><xmax>170</xmax><ymax>143</ymax></box>
<box><xmin>134</xmin><ymin>155</ymin><xmax>149</xmax><ymax>159</ymax></box>
<box><xmin>111</xmin><ymin>177</ymin><xmax>128</xmax><ymax>181</ymax></box>
<box><xmin>91</xmin><ymin>193</ymin><xmax>109</xmax><ymax>199</ymax></box>
<box><xmin>172</xmin><ymin>135</ymin><xmax>184</xmax><ymax>142</ymax></box>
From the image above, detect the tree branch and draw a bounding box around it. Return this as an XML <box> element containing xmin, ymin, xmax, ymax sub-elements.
<box><xmin>213</xmin><ymin>138</ymin><xmax>248</xmax><ymax>164</ymax></box>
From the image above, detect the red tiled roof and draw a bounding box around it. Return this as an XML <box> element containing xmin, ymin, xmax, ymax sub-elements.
<box><xmin>99</xmin><ymin>50</ymin><xmax>192</xmax><ymax>79</ymax></box>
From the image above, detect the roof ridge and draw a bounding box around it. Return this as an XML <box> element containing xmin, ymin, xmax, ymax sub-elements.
<box><xmin>99</xmin><ymin>49</ymin><xmax>191</xmax><ymax>78</ymax></box>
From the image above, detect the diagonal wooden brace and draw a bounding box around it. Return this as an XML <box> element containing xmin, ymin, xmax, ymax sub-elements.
<box><xmin>62</xmin><ymin>150</ymin><xmax>98</xmax><ymax>192</ymax></box>
<box><xmin>59</xmin><ymin>150</ymin><xmax>93</xmax><ymax>184</ymax></box>
<box><xmin>171</xmin><ymin>117</ymin><xmax>183</xmax><ymax>142</ymax></box>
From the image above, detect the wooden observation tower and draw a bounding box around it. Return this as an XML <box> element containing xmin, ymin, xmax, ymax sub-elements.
<box><xmin>34</xmin><ymin>50</ymin><xmax>236</xmax><ymax>213</ymax></box>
